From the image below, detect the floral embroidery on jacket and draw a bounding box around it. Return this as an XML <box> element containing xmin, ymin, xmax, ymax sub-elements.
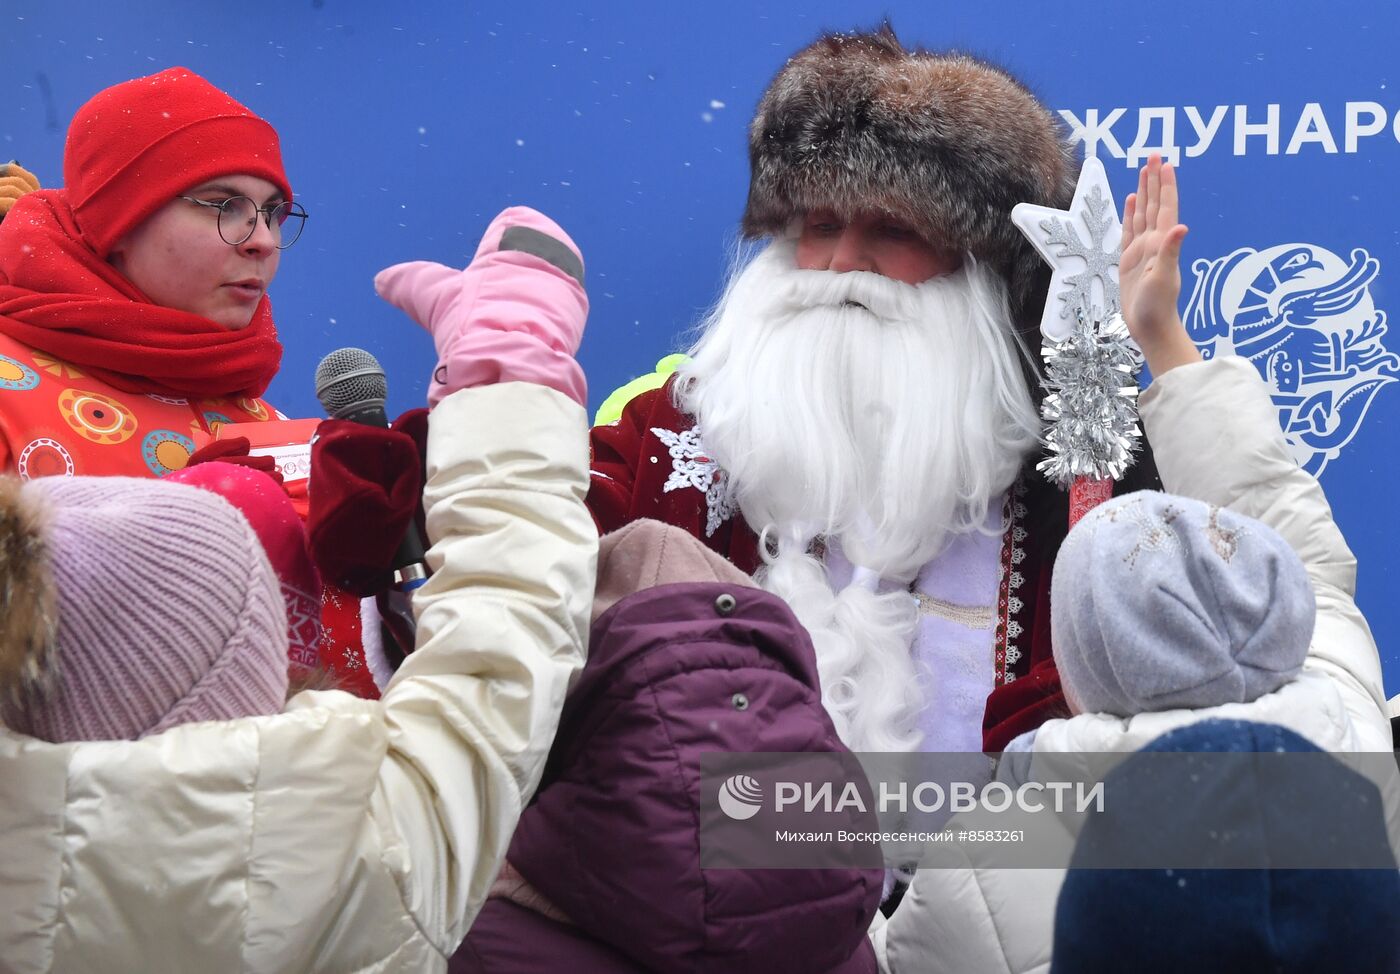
<box><xmin>651</xmin><ymin>425</ymin><xmax>737</xmax><ymax>537</ymax></box>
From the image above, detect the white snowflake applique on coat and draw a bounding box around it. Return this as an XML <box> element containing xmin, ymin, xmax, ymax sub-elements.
<box><xmin>651</xmin><ymin>426</ymin><xmax>737</xmax><ymax>537</ymax></box>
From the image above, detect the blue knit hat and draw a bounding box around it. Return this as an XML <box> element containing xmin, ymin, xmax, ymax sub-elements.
<box><xmin>1051</xmin><ymin>719</ymin><xmax>1400</xmax><ymax>973</ymax></box>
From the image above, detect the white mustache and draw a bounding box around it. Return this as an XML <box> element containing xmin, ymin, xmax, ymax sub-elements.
<box><xmin>777</xmin><ymin>267</ymin><xmax>930</xmax><ymax>322</ymax></box>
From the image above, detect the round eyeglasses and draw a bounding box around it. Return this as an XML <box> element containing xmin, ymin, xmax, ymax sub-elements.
<box><xmin>178</xmin><ymin>195</ymin><xmax>309</xmax><ymax>249</ymax></box>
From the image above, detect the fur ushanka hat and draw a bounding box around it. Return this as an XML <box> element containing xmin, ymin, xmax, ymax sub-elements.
<box><xmin>742</xmin><ymin>25</ymin><xmax>1078</xmax><ymax>326</ymax></box>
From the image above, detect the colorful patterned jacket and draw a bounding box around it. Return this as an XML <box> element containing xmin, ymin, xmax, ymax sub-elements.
<box><xmin>0</xmin><ymin>331</ymin><xmax>278</xmax><ymax>477</ymax></box>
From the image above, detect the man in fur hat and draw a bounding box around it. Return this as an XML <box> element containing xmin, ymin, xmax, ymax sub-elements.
<box><xmin>588</xmin><ymin>26</ymin><xmax>1159</xmax><ymax>754</ymax></box>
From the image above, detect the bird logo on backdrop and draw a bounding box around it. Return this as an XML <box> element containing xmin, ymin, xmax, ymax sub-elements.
<box><xmin>1185</xmin><ymin>243</ymin><xmax>1399</xmax><ymax>475</ymax></box>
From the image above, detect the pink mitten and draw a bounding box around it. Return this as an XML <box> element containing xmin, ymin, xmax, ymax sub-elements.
<box><xmin>374</xmin><ymin>206</ymin><xmax>588</xmax><ymax>408</ymax></box>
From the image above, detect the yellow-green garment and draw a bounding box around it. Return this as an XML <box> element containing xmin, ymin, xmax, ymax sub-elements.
<box><xmin>594</xmin><ymin>353</ymin><xmax>687</xmax><ymax>426</ymax></box>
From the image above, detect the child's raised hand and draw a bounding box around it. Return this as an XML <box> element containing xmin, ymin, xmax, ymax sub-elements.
<box><xmin>1119</xmin><ymin>154</ymin><xmax>1201</xmax><ymax>377</ymax></box>
<box><xmin>374</xmin><ymin>207</ymin><xmax>588</xmax><ymax>408</ymax></box>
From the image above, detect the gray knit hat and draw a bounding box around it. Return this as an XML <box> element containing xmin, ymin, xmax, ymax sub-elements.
<box><xmin>0</xmin><ymin>475</ymin><xmax>289</xmax><ymax>742</ymax></box>
<box><xmin>1051</xmin><ymin>491</ymin><xmax>1316</xmax><ymax>717</ymax></box>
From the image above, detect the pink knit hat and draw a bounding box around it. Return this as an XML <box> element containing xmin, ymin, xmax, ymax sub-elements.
<box><xmin>592</xmin><ymin>518</ymin><xmax>756</xmax><ymax>624</ymax></box>
<box><xmin>166</xmin><ymin>462</ymin><xmax>323</xmax><ymax>674</ymax></box>
<box><xmin>0</xmin><ymin>474</ymin><xmax>289</xmax><ymax>743</ymax></box>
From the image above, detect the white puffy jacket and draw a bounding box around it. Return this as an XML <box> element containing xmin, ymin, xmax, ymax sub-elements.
<box><xmin>0</xmin><ymin>382</ymin><xmax>597</xmax><ymax>973</ymax></box>
<box><xmin>873</xmin><ymin>355</ymin><xmax>1397</xmax><ymax>974</ymax></box>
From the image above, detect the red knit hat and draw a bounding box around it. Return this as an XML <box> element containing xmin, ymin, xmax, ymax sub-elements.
<box><xmin>63</xmin><ymin>66</ymin><xmax>292</xmax><ymax>259</ymax></box>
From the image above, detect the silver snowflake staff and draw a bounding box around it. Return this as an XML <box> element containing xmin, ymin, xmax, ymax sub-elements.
<box><xmin>1037</xmin><ymin>310</ymin><xmax>1144</xmax><ymax>525</ymax></box>
<box><xmin>1013</xmin><ymin>154</ymin><xmax>1143</xmax><ymax>524</ymax></box>
<box><xmin>1011</xmin><ymin>156</ymin><xmax>1125</xmax><ymax>342</ymax></box>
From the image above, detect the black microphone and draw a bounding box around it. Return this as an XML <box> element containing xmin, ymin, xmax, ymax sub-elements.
<box><xmin>314</xmin><ymin>347</ymin><xmax>429</xmax><ymax>592</ymax></box>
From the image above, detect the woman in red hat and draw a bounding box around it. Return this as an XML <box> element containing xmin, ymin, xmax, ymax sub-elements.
<box><xmin>0</xmin><ymin>66</ymin><xmax>299</xmax><ymax>481</ymax></box>
<box><xmin>0</xmin><ymin>68</ymin><xmax>389</xmax><ymax>693</ymax></box>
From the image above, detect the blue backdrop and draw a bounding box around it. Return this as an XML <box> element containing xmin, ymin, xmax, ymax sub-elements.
<box><xmin>5</xmin><ymin>2</ymin><xmax>1398</xmax><ymax>694</ymax></box>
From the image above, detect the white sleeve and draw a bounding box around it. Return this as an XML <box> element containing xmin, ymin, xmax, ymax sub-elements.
<box><xmin>371</xmin><ymin>381</ymin><xmax>596</xmax><ymax>953</ymax></box>
<box><xmin>1140</xmin><ymin>356</ymin><xmax>1391</xmax><ymax>750</ymax></box>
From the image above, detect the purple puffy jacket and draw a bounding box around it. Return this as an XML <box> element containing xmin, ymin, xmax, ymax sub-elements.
<box><xmin>453</xmin><ymin>581</ymin><xmax>882</xmax><ymax>973</ymax></box>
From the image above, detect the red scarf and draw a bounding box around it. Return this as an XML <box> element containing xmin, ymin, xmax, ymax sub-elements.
<box><xmin>0</xmin><ymin>190</ymin><xmax>283</xmax><ymax>398</ymax></box>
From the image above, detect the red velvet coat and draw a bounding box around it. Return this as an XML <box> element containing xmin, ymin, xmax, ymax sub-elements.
<box><xmin>588</xmin><ymin>376</ymin><xmax>1160</xmax><ymax>751</ymax></box>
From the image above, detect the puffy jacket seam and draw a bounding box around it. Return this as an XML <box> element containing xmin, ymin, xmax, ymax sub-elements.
<box><xmin>240</xmin><ymin>726</ymin><xmax>263</xmax><ymax>974</ymax></box>
<box><xmin>44</xmin><ymin>751</ymin><xmax>73</xmax><ymax>972</ymax></box>
<box><xmin>974</xmin><ymin>871</ymin><xmax>1017</xmax><ymax>974</ymax></box>
<box><xmin>634</xmin><ymin>648</ymin><xmax>711</xmax><ymax>951</ymax></box>
<box><xmin>600</xmin><ymin>633</ymin><xmax>811</xmax><ymax>698</ymax></box>
<box><xmin>601</xmin><ymin>653</ymin><xmax>802</xmax><ymax>701</ymax></box>
<box><xmin>364</xmin><ymin>719</ymin><xmax>449</xmax><ymax>967</ymax></box>
<box><xmin>269</xmin><ymin>711</ymin><xmax>428</xmax><ymax>972</ymax></box>
<box><xmin>361</xmin><ymin>854</ymin><xmax>444</xmax><ymax>972</ymax></box>
<box><xmin>567</xmin><ymin>657</ymin><xmax>819</xmax><ymax>774</ymax></box>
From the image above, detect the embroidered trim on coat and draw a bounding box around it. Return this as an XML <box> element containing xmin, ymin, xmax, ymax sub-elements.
<box><xmin>994</xmin><ymin>480</ymin><xmax>1029</xmax><ymax>685</ymax></box>
<box><xmin>914</xmin><ymin>592</ymin><xmax>997</xmax><ymax>630</ymax></box>
<box><xmin>651</xmin><ymin>425</ymin><xmax>737</xmax><ymax>537</ymax></box>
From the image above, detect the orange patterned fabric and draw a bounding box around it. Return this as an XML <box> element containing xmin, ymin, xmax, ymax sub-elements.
<box><xmin>0</xmin><ymin>332</ymin><xmax>275</xmax><ymax>478</ymax></box>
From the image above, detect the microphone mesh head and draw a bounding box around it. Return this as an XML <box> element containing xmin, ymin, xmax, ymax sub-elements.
<box><xmin>315</xmin><ymin>347</ymin><xmax>389</xmax><ymax>418</ymax></box>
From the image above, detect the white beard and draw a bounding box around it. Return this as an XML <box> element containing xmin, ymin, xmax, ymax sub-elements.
<box><xmin>674</xmin><ymin>240</ymin><xmax>1041</xmax><ymax>752</ymax></box>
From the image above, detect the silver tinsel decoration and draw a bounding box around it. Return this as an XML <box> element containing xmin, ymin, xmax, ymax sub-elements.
<box><xmin>1037</xmin><ymin>311</ymin><xmax>1143</xmax><ymax>488</ymax></box>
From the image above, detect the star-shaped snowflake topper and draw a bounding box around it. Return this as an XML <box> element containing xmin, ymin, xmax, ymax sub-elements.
<box><xmin>1011</xmin><ymin>156</ymin><xmax>1123</xmax><ymax>342</ymax></box>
